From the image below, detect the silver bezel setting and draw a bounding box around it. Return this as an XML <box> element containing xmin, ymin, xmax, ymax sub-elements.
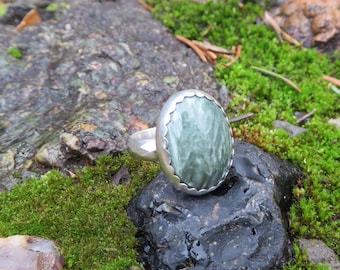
<box><xmin>156</xmin><ymin>89</ymin><xmax>234</xmax><ymax>195</ymax></box>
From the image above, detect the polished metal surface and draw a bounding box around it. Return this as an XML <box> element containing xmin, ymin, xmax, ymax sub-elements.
<box><xmin>127</xmin><ymin>127</ymin><xmax>157</xmax><ymax>161</ymax></box>
<box><xmin>128</xmin><ymin>89</ymin><xmax>234</xmax><ymax>195</ymax></box>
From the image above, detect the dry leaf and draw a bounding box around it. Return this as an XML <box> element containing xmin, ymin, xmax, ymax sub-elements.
<box><xmin>251</xmin><ymin>66</ymin><xmax>301</xmax><ymax>93</ymax></box>
<box><xmin>264</xmin><ymin>11</ymin><xmax>283</xmax><ymax>42</ymax></box>
<box><xmin>137</xmin><ymin>0</ymin><xmax>153</xmax><ymax>12</ymax></box>
<box><xmin>205</xmin><ymin>50</ymin><xmax>217</xmax><ymax>64</ymax></box>
<box><xmin>225</xmin><ymin>45</ymin><xmax>242</xmax><ymax>67</ymax></box>
<box><xmin>322</xmin><ymin>75</ymin><xmax>340</xmax><ymax>87</ymax></box>
<box><xmin>111</xmin><ymin>165</ymin><xmax>131</xmax><ymax>185</ymax></box>
<box><xmin>176</xmin><ymin>35</ymin><xmax>207</xmax><ymax>62</ymax></box>
<box><xmin>16</xmin><ymin>9</ymin><xmax>42</xmax><ymax>31</ymax></box>
<box><xmin>264</xmin><ymin>11</ymin><xmax>301</xmax><ymax>46</ymax></box>
<box><xmin>192</xmin><ymin>40</ymin><xmax>234</xmax><ymax>54</ymax></box>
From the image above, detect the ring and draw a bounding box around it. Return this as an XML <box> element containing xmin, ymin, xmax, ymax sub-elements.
<box><xmin>128</xmin><ymin>89</ymin><xmax>234</xmax><ymax>195</ymax></box>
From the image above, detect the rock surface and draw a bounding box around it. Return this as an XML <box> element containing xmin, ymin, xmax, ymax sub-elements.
<box><xmin>274</xmin><ymin>120</ymin><xmax>306</xmax><ymax>137</ymax></box>
<box><xmin>269</xmin><ymin>0</ymin><xmax>340</xmax><ymax>53</ymax></box>
<box><xmin>127</xmin><ymin>140</ymin><xmax>301</xmax><ymax>270</ymax></box>
<box><xmin>0</xmin><ymin>0</ymin><xmax>225</xmax><ymax>189</ymax></box>
<box><xmin>299</xmin><ymin>239</ymin><xmax>340</xmax><ymax>270</ymax></box>
<box><xmin>0</xmin><ymin>235</ymin><xmax>64</xmax><ymax>270</ymax></box>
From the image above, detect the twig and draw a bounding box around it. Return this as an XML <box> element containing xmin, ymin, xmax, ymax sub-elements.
<box><xmin>296</xmin><ymin>109</ymin><xmax>316</xmax><ymax>124</ymax></box>
<box><xmin>201</xmin><ymin>25</ymin><xmax>213</xmax><ymax>37</ymax></box>
<box><xmin>205</xmin><ymin>51</ymin><xmax>217</xmax><ymax>65</ymax></box>
<box><xmin>322</xmin><ymin>75</ymin><xmax>340</xmax><ymax>87</ymax></box>
<box><xmin>216</xmin><ymin>52</ymin><xmax>234</xmax><ymax>61</ymax></box>
<box><xmin>176</xmin><ymin>35</ymin><xmax>207</xmax><ymax>62</ymax></box>
<box><xmin>251</xmin><ymin>66</ymin><xmax>302</xmax><ymax>93</ymax></box>
<box><xmin>263</xmin><ymin>11</ymin><xmax>283</xmax><ymax>42</ymax></box>
<box><xmin>229</xmin><ymin>112</ymin><xmax>255</xmax><ymax>123</ymax></box>
<box><xmin>192</xmin><ymin>40</ymin><xmax>234</xmax><ymax>54</ymax></box>
<box><xmin>137</xmin><ymin>0</ymin><xmax>153</xmax><ymax>12</ymax></box>
<box><xmin>263</xmin><ymin>11</ymin><xmax>301</xmax><ymax>46</ymax></box>
<box><xmin>225</xmin><ymin>45</ymin><xmax>242</xmax><ymax>67</ymax></box>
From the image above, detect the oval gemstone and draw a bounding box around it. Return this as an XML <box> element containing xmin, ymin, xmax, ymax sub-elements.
<box><xmin>166</xmin><ymin>95</ymin><xmax>233</xmax><ymax>190</ymax></box>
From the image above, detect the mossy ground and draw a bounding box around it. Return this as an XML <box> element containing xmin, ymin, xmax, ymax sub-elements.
<box><xmin>0</xmin><ymin>0</ymin><xmax>339</xmax><ymax>269</ymax></box>
<box><xmin>0</xmin><ymin>154</ymin><xmax>159</xmax><ymax>269</ymax></box>
<box><xmin>146</xmin><ymin>0</ymin><xmax>339</xmax><ymax>268</ymax></box>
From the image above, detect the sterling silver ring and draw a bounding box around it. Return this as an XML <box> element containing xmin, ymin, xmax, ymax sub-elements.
<box><xmin>128</xmin><ymin>89</ymin><xmax>234</xmax><ymax>195</ymax></box>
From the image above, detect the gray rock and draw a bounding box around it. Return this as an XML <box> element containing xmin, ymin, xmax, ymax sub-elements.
<box><xmin>127</xmin><ymin>140</ymin><xmax>301</xmax><ymax>270</ymax></box>
<box><xmin>299</xmin><ymin>239</ymin><xmax>340</xmax><ymax>270</ymax></box>
<box><xmin>0</xmin><ymin>0</ymin><xmax>225</xmax><ymax>187</ymax></box>
<box><xmin>0</xmin><ymin>235</ymin><xmax>64</xmax><ymax>270</ymax></box>
<box><xmin>274</xmin><ymin>120</ymin><xmax>306</xmax><ymax>137</ymax></box>
<box><xmin>60</xmin><ymin>133</ymin><xmax>82</xmax><ymax>152</ymax></box>
<box><xmin>329</xmin><ymin>117</ymin><xmax>340</xmax><ymax>130</ymax></box>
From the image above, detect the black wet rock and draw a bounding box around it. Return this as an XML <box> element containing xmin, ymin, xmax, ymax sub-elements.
<box><xmin>127</xmin><ymin>140</ymin><xmax>301</xmax><ymax>270</ymax></box>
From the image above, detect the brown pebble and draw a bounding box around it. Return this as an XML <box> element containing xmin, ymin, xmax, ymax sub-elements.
<box><xmin>86</xmin><ymin>138</ymin><xmax>106</xmax><ymax>152</ymax></box>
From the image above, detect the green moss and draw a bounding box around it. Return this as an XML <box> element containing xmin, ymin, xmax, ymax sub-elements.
<box><xmin>284</xmin><ymin>243</ymin><xmax>332</xmax><ymax>270</ymax></box>
<box><xmin>8</xmin><ymin>47</ymin><xmax>22</xmax><ymax>59</ymax></box>
<box><xmin>1</xmin><ymin>0</ymin><xmax>339</xmax><ymax>269</ymax></box>
<box><xmin>0</xmin><ymin>153</ymin><xmax>159</xmax><ymax>269</ymax></box>
<box><xmin>0</xmin><ymin>4</ymin><xmax>6</xmax><ymax>17</ymax></box>
<box><xmin>146</xmin><ymin>0</ymin><xmax>340</xmax><ymax>267</ymax></box>
<box><xmin>46</xmin><ymin>2</ymin><xmax>70</xmax><ymax>11</ymax></box>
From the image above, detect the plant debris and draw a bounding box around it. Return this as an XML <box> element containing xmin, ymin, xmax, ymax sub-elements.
<box><xmin>251</xmin><ymin>66</ymin><xmax>302</xmax><ymax>93</ymax></box>
<box><xmin>111</xmin><ymin>165</ymin><xmax>131</xmax><ymax>185</ymax></box>
<box><xmin>16</xmin><ymin>9</ymin><xmax>41</xmax><ymax>31</ymax></box>
<box><xmin>137</xmin><ymin>0</ymin><xmax>153</xmax><ymax>12</ymax></box>
<box><xmin>263</xmin><ymin>11</ymin><xmax>301</xmax><ymax>46</ymax></box>
<box><xmin>176</xmin><ymin>35</ymin><xmax>240</xmax><ymax>66</ymax></box>
<box><xmin>229</xmin><ymin>112</ymin><xmax>255</xmax><ymax>123</ymax></box>
<box><xmin>267</xmin><ymin>0</ymin><xmax>340</xmax><ymax>52</ymax></box>
<box><xmin>296</xmin><ymin>109</ymin><xmax>316</xmax><ymax>124</ymax></box>
<box><xmin>224</xmin><ymin>45</ymin><xmax>242</xmax><ymax>67</ymax></box>
<box><xmin>322</xmin><ymin>75</ymin><xmax>340</xmax><ymax>87</ymax></box>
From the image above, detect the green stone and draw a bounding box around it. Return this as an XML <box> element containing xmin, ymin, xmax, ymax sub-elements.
<box><xmin>166</xmin><ymin>95</ymin><xmax>233</xmax><ymax>190</ymax></box>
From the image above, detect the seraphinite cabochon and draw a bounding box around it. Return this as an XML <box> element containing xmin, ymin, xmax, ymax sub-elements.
<box><xmin>166</xmin><ymin>95</ymin><xmax>233</xmax><ymax>190</ymax></box>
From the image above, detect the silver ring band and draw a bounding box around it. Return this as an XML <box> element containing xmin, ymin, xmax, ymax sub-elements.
<box><xmin>128</xmin><ymin>89</ymin><xmax>234</xmax><ymax>195</ymax></box>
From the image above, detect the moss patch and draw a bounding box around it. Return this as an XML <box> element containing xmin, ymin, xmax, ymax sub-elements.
<box><xmin>8</xmin><ymin>47</ymin><xmax>22</xmax><ymax>59</ymax></box>
<box><xmin>0</xmin><ymin>0</ymin><xmax>339</xmax><ymax>269</ymax></box>
<box><xmin>147</xmin><ymin>0</ymin><xmax>339</xmax><ymax>268</ymax></box>
<box><xmin>0</xmin><ymin>153</ymin><xmax>159</xmax><ymax>269</ymax></box>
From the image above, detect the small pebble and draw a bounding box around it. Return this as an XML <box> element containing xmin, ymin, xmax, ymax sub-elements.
<box><xmin>86</xmin><ymin>138</ymin><xmax>106</xmax><ymax>152</ymax></box>
<box><xmin>274</xmin><ymin>120</ymin><xmax>306</xmax><ymax>137</ymax></box>
<box><xmin>299</xmin><ymin>239</ymin><xmax>340</xmax><ymax>270</ymax></box>
<box><xmin>60</xmin><ymin>133</ymin><xmax>82</xmax><ymax>151</ymax></box>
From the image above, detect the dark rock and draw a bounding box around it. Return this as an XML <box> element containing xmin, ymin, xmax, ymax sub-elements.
<box><xmin>127</xmin><ymin>140</ymin><xmax>301</xmax><ymax>270</ymax></box>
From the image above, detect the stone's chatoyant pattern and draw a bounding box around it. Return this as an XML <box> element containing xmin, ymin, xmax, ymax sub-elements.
<box><xmin>156</xmin><ymin>89</ymin><xmax>233</xmax><ymax>195</ymax></box>
<box><xmin>166</xmin><ymin>95</ymin><xmax>233</xmax><ymax>190</ymax></box>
